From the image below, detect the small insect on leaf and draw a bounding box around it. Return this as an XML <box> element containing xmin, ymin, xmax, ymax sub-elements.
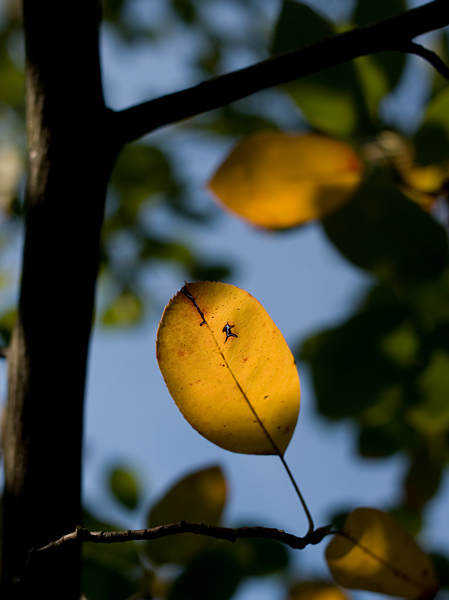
<box><xmin>222</xmin><ymin>322</ymin><xmax>238</xmax><ymax>342</ymax></box>
<box><xmin>156</xmin><ymin>282</ymin><xmax>300</xmax><ymax>455</ymax></box>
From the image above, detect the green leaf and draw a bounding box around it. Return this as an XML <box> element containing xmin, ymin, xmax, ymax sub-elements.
<box><xmin>171</xmin><ymin>0</ymin><xmax>196</xmax><ymax>23</ymax></box>
<box><xmin>403</xmin><ymin>445</ymin><xmax>444</xmax><ymax>510</ymax></box>
<box><xmin>358</xmin><ymin>421</ymin><xmax>414</xmax><ymax>458</ymax></box>
<box><xmin>300</xmin><ymin>299</ymin><xmax>410</xmax><ymax>419</ymax></box>
<box><xmin>0</xmin><ymin>37</ymin><xmax>24</xmax><ymax>108</ymax></box>
<box><xmin>230</xmin><ymin>534</ymin><xmax>289</xmax><ymax>577</ymax></box>
<box><xmin>145</xmin><ymin>465</ymin><xmax>227</xmax><ymax>565</ymax></box>
<box><xmin>271</xmin><ymin>1</ymin><xmax>371</xmax><ymax>136</ymax></box>
<box><xmin>188</xmin><ymin>262</ymin><xmax>232</xmax><ymax>282</ymax></box>
<box><xmin>108</xmin><ymin>465</ymin><xmax>141</xmax><ymax>510</ymax></box>
<box><xmin>107</xmin><ymin>143</ymin><xmax>179</xmax><ymax>229</ymax></box>
<box><xmin>351</xmin><ymin>0</ymin><xmax>407</xmax><ymax>115</ymax></box>
<box><xmin>81</xmin><ymin>508</ymin><xmax>142</xmax><ymax>600</ymax></box>
<box><xmin>101</xmin><ymin>288</ymin><xmax>143</xmax><ymax>327</ymax></box>
<box><xmin>82</xmin><ymin>559</ymin><xmax>139</xmax><ymax>600</ymax></box>
<box><xmin>199</xmin><ymin>105</ymin><xmax>278</xmax><ymax>136</ymax></box>
<box><xmin>322</xmin><ymin>179</ymin><xmax>449</xmax><ymax>283</ymax></box>
<box><xmin>169</xmin><ymin>547</ymin><xmax>242</xmax><ymax>600</ymax></box>
<box><xmin>352</xmin><ymin>0</ymin><xmax>405</xmax><ymax>27</ymax></box>
<box><xmin>413</xmin><ymin>87</ymin><xmax>449</xmax><ymax>165</ymax></box>
<box><xmin>407</xmin><ymin>349</ymin><xmax>449</xmax><ymax>435</ymax></box>
<box><xmin>0</xmin><ymin>308</ymin><xmax>16</xmax><ymax>345</ymax></box>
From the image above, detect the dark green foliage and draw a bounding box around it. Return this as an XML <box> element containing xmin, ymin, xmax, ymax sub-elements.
<box><xmin>300</xmin><ymin>292</ymin><xmax>413</xmax><ymax>419</ymax></box>
<box><xmin>323</xmin><ymin>179</ymin><xmax>449</xmax><ymax>283</ymax></box>
<box><xmin>169</xmin><ymin>547</ymin><xmax>242</xmax><ymax>600</ymax></box>
<box><xmin>108</xmin><ymin>465</ymin><xmax>141</xmax><ymax>510</ymax></box>
<box><xmin>82</xmin><ymin>509</ymin><xmax>143</xmax><ymax>600</ymax></box>
<box><xmin>229</xmin><ymin>535</ymin><xmax>289</xmax><ymax>577</ymax></box>
<box><xmin>430</xmin><ymin>553</ymin><xmax>449</xmax><ymax>589</ymax></box>
<box><xmin>352</xmin><ymin>0</ymin><xmax>406</xmax><ymax>27</ymax></box>
<box><xmin>414</xmin><ymin>88</ymin><xmax>449</xmax><ymax>165</ymax></box>
<box><xmin>272</xmin><ymin>1</ymin><xmax>372</xmax><ymax>136</ymax></box>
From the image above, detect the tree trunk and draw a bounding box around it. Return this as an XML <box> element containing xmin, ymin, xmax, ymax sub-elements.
<box><xmin>2</xmin><ymin>2</ymin><xmax>118</xmax><ymax>597</ymax></box>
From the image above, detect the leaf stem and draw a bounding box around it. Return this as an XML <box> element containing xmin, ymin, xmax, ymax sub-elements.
<box><xmin>279</xmin><ymin>455</ymin><xmax>314</xmax><ymax>535</ymax></box>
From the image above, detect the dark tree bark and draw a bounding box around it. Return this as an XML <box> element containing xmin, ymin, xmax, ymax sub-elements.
<box><xmin>1</xmin><ymin>2</ymin><xmax>119</xmax><ymax>597</ymax></box>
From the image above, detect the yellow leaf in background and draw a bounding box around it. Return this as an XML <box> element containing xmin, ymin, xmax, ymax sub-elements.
<box><xmin>156</xmin><ymin>281</ymin><xmax>300</xmax><ymax>455</ymax></box>
<box><xmin>325</xmin><ymin>508</ymin><xmax>439</xmax><ymax>600</ymax></box>
<box><xmin>362</xmin><ymin>130</ymin><xmax>448</xmax><ymax>211</ymax></box>
<box><xmin>399</xmin><ymin>162</ymin><xmax>449</xmax><ymax>211</ymax></box>
<box><xmin>289</xmin><ymin>581</ymin><xmax>350</xmax><ymax>600</ymax></box>
<box><xmin>147</xmin><ymin>465</ymin><xmax>227</xmax><ymax>565</ymax></box>
<box><xmin>208</xmin><ymin>131</ymin><xmax>363</xmax><ymax>229</ymax></box>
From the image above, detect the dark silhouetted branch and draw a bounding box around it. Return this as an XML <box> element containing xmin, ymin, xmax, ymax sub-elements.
<box><xmin>32</xmin><ymin>522</ymin><xmax>333</xmax><ymax>556</ymax></box>
<box><xmin>401</xmin><ymin>41</ymin><xmax>449</xmax><ymax>80</ymax></box>
<box><xmin>113</xmin><ymin>0</ymin><xmax>449</xmax><ymax>144</ymax></box>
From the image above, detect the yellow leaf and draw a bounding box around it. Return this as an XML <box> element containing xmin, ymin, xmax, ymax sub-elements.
<box><xmin>289</xmin><ymin>581</ymin><xmax>350</xmax><ymax>600</ymax></box>
<box><xmin>399</xmin><ymin>162</ymin><xmax>449</xmax><ymax>211</ymax></box>
<box><xmin>147</xmin><ymin>465</ymin><xmax>227</xmax><ymax>565</ymax></box>
<box><xmin>156</xmin><ymin>281</ymin><xmax>300</xmax><ymax>455</ymax></box>
<box><xmin>208</xmin><ymin>131</ymin><xmax>363</xmax><ymax>229</ymax></box>
<box><xmin>326</xmin><ymin>508</ymin><xmax>439</xmax><ymax>599</ymax></box>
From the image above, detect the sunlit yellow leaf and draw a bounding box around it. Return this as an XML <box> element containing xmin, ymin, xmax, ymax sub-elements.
<box><xmin>326</xmin><ymin>508</ymin><xmax>438</xmax><ymax>599</ymax></box>
<box><xmin>156</xmin><ymin>281</ymin><xmax>300</xmax><ymax>455</ymax></box>
<box><xmin>208</xmin><ymin>131</ymin><xmax>363</xmax><ymax>229</ymax></box>
<box><xmin>289</xmin><ymin>581</ymin><xmax>350</xmax><ymax>600</ymax></box>
<box><xmin>146</xmin><ymin>465</ymin><xmax>227</xmax><ymax>565</ymax></box>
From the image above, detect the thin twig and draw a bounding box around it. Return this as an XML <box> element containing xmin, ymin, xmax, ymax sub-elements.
<box><xmin>400</xmin><ymin>41</ymin><xmax>449</xmax><ymax>81</ymax></box>
<box><xmin>113</xmin><ymin>0</ymin><xmax>449</xmax><ymax>144</ymax></box>
<box><xmin>32</xmin><ymin>521</ymin><xmax>333</xmax><ymax>556</ymax></box>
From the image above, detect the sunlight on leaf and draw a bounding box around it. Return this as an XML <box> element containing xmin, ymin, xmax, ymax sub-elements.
<box><xmin>208</xmin><ymin>131</ymin><xmax>363</xmax><ymax>229</ymax></box>
<box><xmin>326</xmin><ymin>508</ymin><xmax>439</xmax><ymax>599</ymax></box>
<box><xmin>156</xmin><ymin>281</ymin><xmax>300</xmax><ymax>455</ymax></box>
<box><xmin>146</xmin><ymin>465</ymin><xmax>226</xmax><ymax>565</ymax></box>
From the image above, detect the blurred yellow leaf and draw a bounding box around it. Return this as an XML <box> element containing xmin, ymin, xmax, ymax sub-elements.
<box><xmin>363</xmin><ymin>130</ymin><xmax>448</xmax><ymax>210</ymax></box>
<box><xmin>208</xmin><ymin>131</ymin><xmax>363</xmax><ymax>229</ymax></box>
<box><xmin>399</xmin><ymin>162</ymin><xmax>449</xmax><ymax>210</ymax></box>
<box><xmin>289</xmin><ymin>581</ymin><xmax>350</xmax><ymax>600</ymax></box>
<box><xmin>156</xmin><ymin>281</ymin><xmax>300</xmax><ymax>455</ymax></box>
<box><xmin>146</xmin><ymin>465</ymin><xmax>226</xmax><ymax>565</ymax></box>
<box><xmin>326</xmin><ymin>508</ymin><xmax>438</xmax><ymax>599</ymax></box>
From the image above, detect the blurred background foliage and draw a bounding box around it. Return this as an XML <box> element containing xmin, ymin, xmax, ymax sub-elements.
<box><xmin>1</xmin><ymin>0</ymin><xmax>449</xmax><ymax>598</ymax></box>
